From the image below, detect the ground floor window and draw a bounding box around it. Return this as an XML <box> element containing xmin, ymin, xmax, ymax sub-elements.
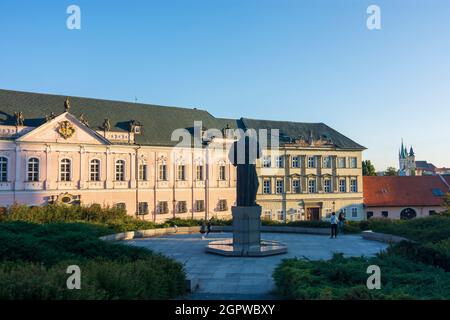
<box><xmin>277</xmin><ymin>210</ymin><xmax>284</xmax><ymax>221</ymax></box>
<box><xmin>114</xmin><ymin>203</ymin><xmax>126</xmax><ymax>211</ymax></box>
<box><xmin>367</xmin><ymin>211</ymin><xmax>374</xmax><ymax>219</ymax></box>
<box><xmin>382</xmin><ymin>211</ymin><xmax>389</xmax><ymax>218</ymax></box>
<box><xmin>218</xmin><ymin>200</ymin><xmax>227</xmax><ymax>211</ymax></box>
<box><xmin>195</xmin><ymin>200</ymin><xmax>205</xmax><ymax>212</ymax></box>
<box><xmin>138</xmin><ymin>202</ymin><xmax>149</xmax><ymax>215</ymax></box>
<box><xmin>176</xmin><ymin>201</ymin><xmax>187</xmax><ymax>213</ymax></box>
<box><xmin>157</xmin><ymin>201</ymin><xmax>169</xmax><ymax>214</ymax></box>
<box><xmin>351</xmin><ymin>207</ymin><xmax>358</xmax><ymax>218</ymax></box>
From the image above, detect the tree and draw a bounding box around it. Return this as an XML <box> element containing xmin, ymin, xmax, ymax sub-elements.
<box><xmin>443</xmin><ymin>193</ymin><xmax>450</xmax><ymax>214</ymax></box>
<box><xmin>384</xmin><ymin>167</ymin><xmax>398</xmax><ymax>176</ymax></box>
<box><xmin>362</xmin><ymin>160</ymin><xmax>377</xmax><ymax>176</ymax></box>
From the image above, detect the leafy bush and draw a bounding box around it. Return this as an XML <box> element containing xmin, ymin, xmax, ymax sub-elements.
<box><xmin>0</xmin><ymin>258</ymin><xmax>185</xmax><ymax>300</ymax></box>
<box><xmin>0</xmin><ymin>222</ymin><xmax>186</xmax><ymax>299</ymax></box>
<box><xmin>366</xmin><ymin>216</ymin><xmax>450</xmax><ymax>243</ymax></box>
<box><xmin>273</xmin><ymin>253</ymin><xmax>450</xmax><ymax>300</ymax></box>
<box><xmin>387</xmin><ymin>239</ymin><xmax>450</xmax><ymax>271</ymax></box>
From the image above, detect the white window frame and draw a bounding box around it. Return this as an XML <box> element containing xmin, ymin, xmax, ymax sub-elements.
<box><xmin>351</xmin><ymin>207</ymin><xmax>358</xmax><ymax>218</ymax></box>
<box><xmin>307</xmin><ymin>156</ymin><xmax>316</xmax><ymax>168</ymax></box>
<box><xmin>349</xmin><ymin>157</ymin><xmax>358</xmax><ymax>169</ymax></box>
<box><xmin>89</xmin><ymin>159</ymin><xmax>100</xmax><ymax>182</ymax></box>
<box><xmin>159</xmin><ymin>164</ymin><xmax>167</xmax><ymax>181</ymax></box>
<box><xmin>323</xmin><ymin>156</ymin><xmax>332</xmax><ymax>168</ymax></box>
<box><xmin>276</xmin><ymin>179</ymin><xmax>284</xmax><ymax>194</ymax></box>
<box><xmin>138</xmin><ymin>163</ymin><xmax>147</xmax><ymax>181</ymax></box>
<box><xmin>338</xmin><ymin>157</ymin><xmax>346</xmax><ymax>168</ymax></box>
<box><xmin>339</xmin><ymin>179</ymin><xmax>347</xmax><ymax>193</ymax></box>
<box><xmin>308</xmin><ymin>178</ymin><xmax>317</xmax><ymax>193</ymax></box>
<box><xmin>60</xmin><ymin>158</ymin><xmax>72</xmax><ymax>182</ymax></box>
<box><xmin>263</xmin><ymin>179</ymin><xmax>271</xmax><ymax>194</ymax></box>
<box><xmin>292</xmin><ymin>156</ymin><xmax>300</xmax><ymax>168</ymax></box>
<box><xmin>276</xmin><ymin>156</ymin><xmax>284</xmax><ymax>168</ymax></box>
<box><xmin>196</xmin><ymin>165</ymin><xmax>204</xmax><ymax>181</ymax></box>
<box><xmin>0</xmin><ymin>156</ymin><xmax>8</xmax><ymax>182</ymax></box>
<box><xmin>219</xmin><ymin>165</ymin><xmax>226</xmax><ymax>180</ymax></box>
<box><xmin>350</xmin><ymin>178</ymin><xmax>358</xmax><ymax>192</ymax></box>
<box><xmin>177</xmin><ymin>164</ymin><xmax>186</xmax><ymax>181</ymax></box>
<box><xmin>27</xmin><ymin>157</ymin><xmax>40</xmax><ymax>182</ymax></box>
<box><xmin>262</xmin><ymin>156</ymin><xmax>271</xmax><ymax>168</ymax></box>
<box><xmin>292</xmin><ymin>179</ymin><xmax>301</xmax><ymax>193</ymax></box>
<box><xmin>324</xmin><ymin>178</ymin><xmax>332</xmax><ymax>193</ymax></box>
<box><xmin>115</xmin><ymin>160</ymin><xmax>125</xmax><ymax>181</ymax></box>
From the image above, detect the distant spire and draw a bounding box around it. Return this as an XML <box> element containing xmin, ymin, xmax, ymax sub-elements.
<box><xmin>409</xmin><ymin>146</ymin><xmax>415</xmax><ymax>156</ymax></box>
<box><xmin>400</xmin><ymin>139</ymin><xmax>406</xmax><ymax>159</ymax></box>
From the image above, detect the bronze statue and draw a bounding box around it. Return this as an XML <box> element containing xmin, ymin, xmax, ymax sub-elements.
<box><xmin>64</xmin><ymin>97</ymin><xmax>71</xmax><ymax>112</ymax></box>
<box><xmin>79</xmin><ymin>114</ymin><xmax>89</xmax><ymax>127</ymax></box>
<box><xmin>103</xmin><ymin>118</ymin><xmax>111</xmax><ymax>131</ymax></box>
<box><xmin>228</xmin><ymin>133</ymin><xmax>261</xmax><ymax>207</ymax></box>
<box><xmin>14</xmin><ymin>111</ymin><xmax>24</xmax><ymax>126</ymax></box>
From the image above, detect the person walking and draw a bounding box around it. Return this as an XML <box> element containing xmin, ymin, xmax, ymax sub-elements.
<box><xmin>330</xmin><ymin>212</ymin><xmax>338</xmax><ymax>238</ymax></box>
<box><xmin>206</xmin><ymin>219</ymin><xmax>212</xmax><ymax>237</ymax></box>
<box><xmin>338</xmin><ymin>212</ymin><xmax>346</xmax><ymax>236</ymax></box>
<box><xmin>200</xmin><ymin>221</ymin><xmax>206</xmax><ymax>240</ymax></box>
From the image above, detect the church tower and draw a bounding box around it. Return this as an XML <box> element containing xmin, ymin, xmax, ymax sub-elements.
<box><xmin>399</xmin><ymin>139</ymin><xmax>416</xmax><ymax>176</ymax></box>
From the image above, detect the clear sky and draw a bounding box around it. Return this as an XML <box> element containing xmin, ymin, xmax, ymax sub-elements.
<box><xmin>1</xmin><ymin>0</ymin><xmax>449</xmax><ymax>171</ymax></box>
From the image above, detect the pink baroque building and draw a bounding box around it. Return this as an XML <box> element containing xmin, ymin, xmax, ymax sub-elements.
<box><xmin>0</xmin><ymin>89</ymin><xmax>238</xmax><ymax>222</ymax></box>
<box><xmin>1</xmin><ymin>89</ymin><xmax>367</xmax><ymax>222</ymax></box>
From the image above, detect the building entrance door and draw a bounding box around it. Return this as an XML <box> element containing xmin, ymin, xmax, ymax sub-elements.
<box><xmin>307</xmin><ymin>207</ymin><xmax>320</xmax><ymax>221</ymax></box>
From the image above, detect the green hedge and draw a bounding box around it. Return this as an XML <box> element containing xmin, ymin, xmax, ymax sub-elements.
<box><xmin>0</xmin><ymin>222</ymin><xmax>186</xmax><ymax>299</ymax></box>
<box><xmin>273</xmin><ymin>253</ymin><xmax>450</xmax><ymax>300</ymax></box>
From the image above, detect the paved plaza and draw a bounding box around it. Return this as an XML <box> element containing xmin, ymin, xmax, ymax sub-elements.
<box><xmin>125</xmin><ymin>232</ymin><xmax>387</xmax><ymax>297</ymax></box>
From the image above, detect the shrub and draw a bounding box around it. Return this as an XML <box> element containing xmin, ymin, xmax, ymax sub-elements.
<box><xmin>273</xmin><ymin>253</ymin><xmax>450</xmax><ymax>300</ymax></box>
<box><xmin>367</xmin><ymin>216</ymin><xmax>450</xmax><ymax>243</ymax></box>
<box><xmin>0</xmin><ymin>222</ymin><xmax>186</xmax><ymax>299</ymax></box>
<box><xmin>0</xmin><ymin>259</ymin><xmax>185</xmax><ymax>300</ymax></box>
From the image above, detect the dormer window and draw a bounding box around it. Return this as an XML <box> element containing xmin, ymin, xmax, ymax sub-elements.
<box><xmin>129</xmin><ymin>121</ymin><xmax>142</xmax><ymax>135</ymax></box>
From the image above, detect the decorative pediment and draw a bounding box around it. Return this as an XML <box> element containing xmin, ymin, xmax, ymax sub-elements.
<box><xmin>16</xmin><ymin>112</ymin><xmax>111</xmax><ymax>145</ymax></box>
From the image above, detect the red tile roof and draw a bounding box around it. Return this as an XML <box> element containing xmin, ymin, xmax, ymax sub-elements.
<box><xmin>444</xmin><ymin>176</ymin><xmax>450</xmax><ymax>187</ymax></box>
<box><xmin>363</xmin><ymin>176</ymin><xmax>449</xmax><ymax>207</ymax></box>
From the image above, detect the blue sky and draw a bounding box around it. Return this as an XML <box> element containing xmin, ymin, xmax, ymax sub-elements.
<box><xmin>1</xmin><ymin>0</ymin><xmax>449</xmax><ymax>170</ymax></box>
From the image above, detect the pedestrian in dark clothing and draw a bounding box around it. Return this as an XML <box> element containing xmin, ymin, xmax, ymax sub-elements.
<box><xmin>200</xmin><ymin>221</ymin><xmax>206</xmax><ymax>240</ymax></box>
<box><xmin>338</xmin><ymin>212</ymin><xmax>346</xmax><ymax>235</ymax></box>
<box><xmin>206</xmin><ymin>220</ymin><xmax>212</xmax><ymax>237</ymax></box>
<box><xmin>330</xmin><ymin>212</ymin><xmax>338</xmax><ymax>238</ymax></box>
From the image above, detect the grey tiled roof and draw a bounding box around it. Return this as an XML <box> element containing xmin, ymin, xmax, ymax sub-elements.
<box><xmin>0</xmin><ymin>89</ymin><xmax>364</xmax><ymax>150</ymax></box>
<box><xmin>240</xmin><ymin>118</ymin><xmax>365</xmax><ymax>150</ymax></box>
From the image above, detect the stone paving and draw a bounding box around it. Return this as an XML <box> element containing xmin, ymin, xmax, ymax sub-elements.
<box><xmin>125</xmin><ymin>232</ymin><xmax>387</xmax><ymax>296</ymax></box>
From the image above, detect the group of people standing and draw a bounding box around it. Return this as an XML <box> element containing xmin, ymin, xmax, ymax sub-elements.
<box><xmin>330</xmin><ymin>211</ymin><xmax>346</xmax><ymax>238</ymax></box>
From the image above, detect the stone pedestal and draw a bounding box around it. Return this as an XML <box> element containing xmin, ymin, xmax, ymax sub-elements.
<box><xmin>232</xmin><ymin>206</ymin><xmax>261</xmax><ymax>253</ymax></box>
<box><xmin>206</xmin><ymin>205</ymin><xmax>287</xmax><ymax>257</ymax></box>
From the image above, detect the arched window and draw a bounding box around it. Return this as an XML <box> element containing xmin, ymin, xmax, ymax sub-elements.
<box><xmin>115</xmin><ymin>160</ymin><xmax>125</xmax><ymax>181</ymax></box>
<box><xmin>27</xmin><ymin>157</ymin><xmax>39</xmax><ymax>182</ymax></box>
<box><xmin>0</xmin><ymin>157</ymin><xmax>8</xmax><ymax>182</ymax></box>
<box><xmin>400</xmin><ymin>208</ymin><xmax>417</xmax><ymax>220</ymax></box>
<box><xmin>90</xmin><ymin>159</ymin><xmax>100</xmax><ymax>181</ymax></box>
<box><xmin>60</xmin><ymin>158</ymin><xmax>71</xmax><ymax>181</ymax></box>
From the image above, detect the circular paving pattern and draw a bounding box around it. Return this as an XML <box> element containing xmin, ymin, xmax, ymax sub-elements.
<box><xmin>125</xmin><ymin>232</ymin><xmax>387</xmax><ymax>298</ymax></box>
